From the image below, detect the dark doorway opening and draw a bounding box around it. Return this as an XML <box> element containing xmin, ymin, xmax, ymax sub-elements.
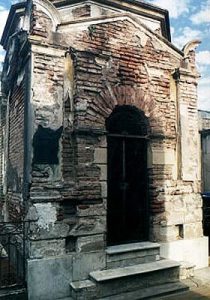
<box><xmin>106</xmin><ymin>105</ymin><xmax>149</xmax><ymax>246</ymax></box>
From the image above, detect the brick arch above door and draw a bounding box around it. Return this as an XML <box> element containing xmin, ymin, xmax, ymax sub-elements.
<box><xmin>100</xmin><ymin>85</ymin><xmax>163</xmax><ymax>135</ymax></box>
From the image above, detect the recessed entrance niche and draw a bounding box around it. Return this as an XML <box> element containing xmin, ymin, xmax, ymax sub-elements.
<box><xmin>106</xmin><ymin>105</ymin><xmax>149</xmax><ymax>246</ymax></box>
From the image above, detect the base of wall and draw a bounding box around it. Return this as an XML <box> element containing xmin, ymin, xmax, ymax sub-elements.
<box><xmin>27</xmin><ymin>255</ymin><xmax>73</xmax><ymax>300</ymax></box>
<box><xmin>27</xmin><ymin>251</ymin><xmax>106</xmax><ymax>300</ymax></box>
<box><xmin>160</xmin><ymin>236</ymin><xmax>209</xmax><ymax>269</ymax></box>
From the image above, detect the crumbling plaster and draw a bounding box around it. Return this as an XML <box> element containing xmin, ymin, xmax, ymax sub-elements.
<box><xmin>0</xmin><ymin>4</ymin><xmax>208</xmax><ymax>299</ymax></box>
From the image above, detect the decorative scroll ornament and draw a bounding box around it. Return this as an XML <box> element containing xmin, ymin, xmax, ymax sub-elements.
<box><xmin>182</xmin><ymin>39</ymin><xmax>201</xmax><ymax>58</ymax></box>
<box><xmin>33</xmin><ymin>0</ymin><xmax>61</xmax><ymax>30</ymax></box>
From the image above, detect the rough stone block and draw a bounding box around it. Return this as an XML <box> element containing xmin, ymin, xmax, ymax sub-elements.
<box><xmin>70</xmin><ymin>216</ymin><xmax>106</xmax><ymax>236</ymax></box>
<box><xmin>184</xmin><ymin>222</ymin><xmax>203</xmax><ymax>239</ymax></box>
<box><xmin>94</xmin><ymin>148</ymin><xmax>107</xmax><ymax>164</ymax></box>
<box><xmin>76</xmin><ymin>234</ymin><xmax>105</xmax><ymax>252</ymax></box>
<box><xmin>99</xmin><ymin>164</ymin><xmax>107</xmax><ymax>181</ymax></box>
<box><xmin>100</xmin><ymin>181</ymin><xmax>107</xmax><ymax>198</ymax></box>
<box><xmin>29</xmin><ymin>239</ymin><xmax>66</xmax><ymax>258</ymax></box>
<box><xmin>30</xmin><ymin>220</ymin><xmax>70</xmax><ymax>240</ymax></box>
<box><xmin>185</xmin><ymin>208</ymin><xmax>202</xmax><ymax>223</ymax></box>
<box><xmin>152</xmin><ymin>224</ymin><xmax>179</xmax><ymax>242</ymax></box>
<box><xmin>76</xmin><ymin>202</ymin><xmax>106</xmax><ymax>217</ymax></box>
<box><xmin>152</xmin><ymin>149</ymin><xmax>175</xmax><ymax>165</ymax></box>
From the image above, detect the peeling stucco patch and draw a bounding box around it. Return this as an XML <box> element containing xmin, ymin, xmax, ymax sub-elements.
<box><xmin>34</xmin><ymin>203</ymin><xmax>57</xmax><ymax>230</ymax></box>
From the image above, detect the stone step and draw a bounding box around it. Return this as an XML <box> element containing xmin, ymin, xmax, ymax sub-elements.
<box><xmin>71</xmin><ymin>280</ymin><xmax>96</xmax><ymax>290</ymax></box>
<box><xmin>70</xmin><ymin>280</ymin><xmax>97</xmax><ymax>300</ymax></box>
<box><xmin>99</xmin><ymin>282</ymin><xmax>188</xmax><ymax>299</ymax></box>
<box><xmin>90</xmin><ymin>259</ymin><xmax>179</xmax><ymax>282</ymax></box>
<box><xmin>70</xmin><ymin>281</ymin><xmax>188</xmax><ymax>300</ymax></box>
<box><xmin>70</xmin><ymin>259</ymin><xmax>182</xmax><ymax>299</ymax></box>
<box><xmin>106</xmin><ymin>242</ymin><xmax>160</xmax><ymax>268</ymax></box>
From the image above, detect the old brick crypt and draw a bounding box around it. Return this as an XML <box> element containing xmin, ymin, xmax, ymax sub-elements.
<box><xmin>0</xmin><ymin>0</ymin><xmax>208</xmax><ymax>299</ymax></box>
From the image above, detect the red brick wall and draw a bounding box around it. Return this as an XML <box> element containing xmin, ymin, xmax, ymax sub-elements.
<box><xmin>63</xmin><ymin>19</ymin><xmax>179</xmax><ymax>139</ymax></box>
<box><xmin>7</xmin><ymin>82</ymin><xmax>25</xmax><ymax>220</ymax></box>
<box><xmin>8</xmin><ymin>84</ymin><xmax>25</xmax><ymax>179</ymax></box>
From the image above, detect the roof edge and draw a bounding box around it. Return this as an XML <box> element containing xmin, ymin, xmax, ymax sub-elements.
<box><xmin>53</xmin><ymin>0</ymin><xmax>171</xmax><ymax>41</ymax></box>
<box><xmin>1</xmin><ymin>2</ymin><xmax>27</xmax><ymax>50</ymax></box>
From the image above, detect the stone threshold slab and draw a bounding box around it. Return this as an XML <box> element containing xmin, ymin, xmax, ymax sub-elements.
<box><xmin>106</xmin><ymin>242</ymin><xmax>160</xmax><ymax>255</ymax></box>
<box><xmin>90</xmin><ymin>259</ymin><xmax>180</xmax><ymax>282</ymax></box>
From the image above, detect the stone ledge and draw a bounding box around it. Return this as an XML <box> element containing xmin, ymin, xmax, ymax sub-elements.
<box><xmin>90</xmin><ymin>259</ymin><xmax>180</xmax><ymax>282</ymax></box>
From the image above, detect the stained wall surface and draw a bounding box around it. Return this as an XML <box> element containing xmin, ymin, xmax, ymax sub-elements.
<box><xmin>0</xmin><ymin>1</ymin><xmax>207</xmax><ymax>299</ymax></box>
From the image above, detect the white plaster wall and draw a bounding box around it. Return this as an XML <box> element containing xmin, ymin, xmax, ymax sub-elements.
<box><xmin>160</xmin><ymin>237</ymin><xmax>209</xmax><ymax>269</ymax></box>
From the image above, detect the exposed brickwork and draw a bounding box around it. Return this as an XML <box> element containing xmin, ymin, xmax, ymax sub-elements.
<box><xmin>58</xmin><ymin>20</ymin><xmax>179</xmax><ymax>222</ymax></box>
<box><xmin>6</xmin><ymin>192</ymin><xmax>24</xmax><ymax>221</ymax></box>
<box><xmin>62</xmin><ymin>20</ymin><xmax>179</xmax><ymax>138</ymax></box>
<box><xmin>31</xmin><ymin>5</ymin><xmax>53</xmax><ymax>40</ymax></box>
<box><xmin>6</xmin><ymin>82</ymin><xmax>25</xmax><ymax>221</ymax></box>
<box><xmin>8</xmin><ymin>83</ymin><xmax>25</xmax><ymax>180</ymax></box>
<box><xmin>1</xmin><ymin>1</ymin><xmax>204</xmax><ymax>261</ymax></box>
<box><xmin>21</xmin><ymin>8</ymin><xmax>202</xmax><ymax>245</ymax></box>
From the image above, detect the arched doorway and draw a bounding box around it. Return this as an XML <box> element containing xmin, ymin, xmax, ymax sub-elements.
<box><xmin>106</xmin><ymin>105</ymin><xmax>149</xmax><ymax>246</ymax></box>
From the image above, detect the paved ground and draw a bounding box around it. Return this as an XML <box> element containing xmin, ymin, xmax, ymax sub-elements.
<box><xmin>159</xmin><ymin>266</ymin><xmax>210</xmax><ymax>299</ymax></box>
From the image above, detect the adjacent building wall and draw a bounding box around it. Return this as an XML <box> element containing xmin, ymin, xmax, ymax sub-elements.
<box><xmin>199</xmin><ymin>110</ymin><xmax>210</xmax><ymax>192</ymax></box>
<box><xmin>0</xmin><ymin>76</ymin><xmax>7</xmax><ymax>219</ymax></box>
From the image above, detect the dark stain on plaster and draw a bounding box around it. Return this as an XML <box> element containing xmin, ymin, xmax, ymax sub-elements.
<box><xmin>7</xmin><ymin>160</ymin><xmax>22</xmax><ymax>192</ymax></box>
<box><xmin>32</xmin><ymin>125</ymin><xmax>63</xmax><ymax>165</ymax></box>
<box><xmin>72</xmin><ymin>5</ymin><xmax>91</xmax><ymax>19</ymax></box>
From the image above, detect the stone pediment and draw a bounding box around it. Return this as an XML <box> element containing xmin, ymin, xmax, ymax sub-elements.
<box><xmin>58</xmin><ymin>13</ymin><xmax>183</xmax><ymax>58</ymax></box>
<box><xmin>54</xmin><ymin>0</ymin><xmax>171</xmax><ymax>40</ymax></box>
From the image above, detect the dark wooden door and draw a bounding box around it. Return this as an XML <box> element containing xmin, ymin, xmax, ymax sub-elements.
<box><xmin>107</xmin><ymin>134</ymin><xmax>149</xmax><ymax>245</ymax></box>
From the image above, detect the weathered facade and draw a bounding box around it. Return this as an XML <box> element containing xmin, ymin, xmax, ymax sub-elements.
<box><xmin>0</xmin><ymin>0</ymin><xmax>208</xmax><ymax>299</ymax></box>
